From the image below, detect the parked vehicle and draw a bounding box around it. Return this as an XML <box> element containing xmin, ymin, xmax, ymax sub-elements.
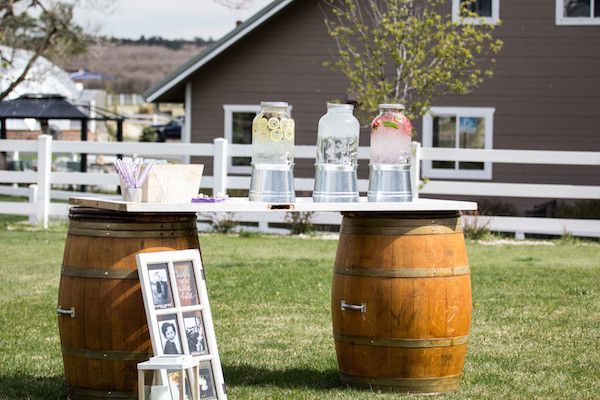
<box><xmin>153</xmin><ymin>116</ymin><xmax>183</xmax><ymax>141</ymax></box>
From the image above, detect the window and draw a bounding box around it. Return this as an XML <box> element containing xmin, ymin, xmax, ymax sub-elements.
<box><xmin>223</xmin><ymin>105</ymin><xmax>261</xmax><ymax>174</ymax></box>
<box><xmin>556</xmin><ymin>0</ymin><xmax>600</xmax><ymax>25</ymax></box>
<box><xmin>452</xmin><ymin>0</ymin><xmax>500</xmax><ymax>24</ymax></box>
<box><xmin>422</xmin><ymin>107</ymin><xmax>494</xmax><ymax>180</ymax></box>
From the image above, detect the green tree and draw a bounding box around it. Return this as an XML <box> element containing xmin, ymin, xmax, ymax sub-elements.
<box><xmin>0</xmin><ymin>0</ymin><xmax>89</xmax><ymax>100</ymax></box>
<box><xmin>324</xmin><ymin>0</ymin><xmax>503</xmax><ymax>121</ymax></box>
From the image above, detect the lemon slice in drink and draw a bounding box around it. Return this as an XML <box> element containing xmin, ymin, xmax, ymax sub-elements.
<box><xmin>255</xmin><ymin>126</ymin><xmax>269</xmax><ymax>141</ymax></box>
<box><xmin>267</xmin><ymin>117</ymin><xmax>280</xmax><ymax>130</ymax></box>
<box><xmin>270</xmin><ymin>129</ymin><xmax>284</xmax><ymax>141</ymax></box>
<box><xmin>256</xmin><ymin>118</ymin><xmax>268</xmax><ymax>130</ymax></box>
<box><xmin>280</xmin><ymin>118</ymin><xmax>291</xmax><ymax>131</ymax></box>
<box><xmin>284</xmin><ymin>119</ymin><xmax>295</xmax><ymax>138</ymax></box>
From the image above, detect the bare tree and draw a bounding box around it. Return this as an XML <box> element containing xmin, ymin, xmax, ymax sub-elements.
<box><xmin>0</xmin><ymin>0</ymin><xmax>89</xmax><ymax>100</ymax></box>
<box><xmin>212</xmin><ymin>0</ymin><xmax>256</xmax><ymax>11</ymax></box>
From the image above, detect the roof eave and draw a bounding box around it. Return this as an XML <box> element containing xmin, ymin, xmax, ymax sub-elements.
<box><xmin>144</xmin><ymin>0</ymin><xmax>294</xmax><ymax>103</ymax></box>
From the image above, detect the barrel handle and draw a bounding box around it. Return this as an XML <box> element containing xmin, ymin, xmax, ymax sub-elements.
<box><xmin>57</xmin><ymin>307</ymin><xmax>75</xmax><ymax>318</ymax></box>
<box><xmin>341</xmin><ymin>300</ymin><xmax>366</xmax><ymax>313</ymax></box>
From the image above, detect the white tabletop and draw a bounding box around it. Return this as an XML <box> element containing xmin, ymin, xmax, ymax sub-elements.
<box><xmin>69</xmin><ymin>196</ymin><xmax>477</xmax><ymax>213</ymax></box>
<box><xmin>137</xmin><ymin>355</ymin><xmax>198</xmax><ymax>370</ymax></box>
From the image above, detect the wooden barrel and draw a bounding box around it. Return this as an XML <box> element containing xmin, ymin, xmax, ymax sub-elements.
<box><xmin>57</xmin><ymin>208</ymin><xmax>200</xmax><ymax>400</ymax></box>
<box><xmin>331</xmin><ymin>212</ymin><xmax>472</xmax><ymax>394</ymax></box>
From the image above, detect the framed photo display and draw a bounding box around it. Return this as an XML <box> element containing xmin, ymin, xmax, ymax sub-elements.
<box><xmin>137</xmin><ymin>249</ymin><xmax>226</xmax><ymax>400</ymax></box>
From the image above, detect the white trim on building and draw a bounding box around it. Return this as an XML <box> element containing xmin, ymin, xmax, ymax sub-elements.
<box><xmin>223</xmin><ymin>104</ymin><xmax>261</xmax><ymax>174</ymax></box>
<box><xmin>422</xmin><ymin>106</ymin><xmax>495</xmax><ymax>180</ymax></box>
<box><xmin>182</xmin><ymin>82</ymin><xmax>193</xmax><ymax>164</ymax></box>
<box><xmin>555</xmin><ymin>0</ymin><xmax>600</xmax><ymax>25</ymax></box>
<box><xmin>452</xmin><ymin>0</ymin><xmax>500</xmax><ymax>24</ymax></box>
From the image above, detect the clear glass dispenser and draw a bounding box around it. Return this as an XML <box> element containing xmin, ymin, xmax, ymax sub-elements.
<box><xmin>367</xmin><ymin>103</ymin><xmax>413</xmax><ymax>202</ymax></box>
<box><xmin>313</xmin><ymin>103</ymin><xmax>360</xmax><ymax>202</ymax></box>
<box><xmin>249</xmin><ymin>102</ymin><xmax>296</xmax><ymax>202</ymax></box>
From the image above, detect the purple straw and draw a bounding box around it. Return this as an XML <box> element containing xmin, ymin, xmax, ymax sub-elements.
<box><xmin>135</xmin><ymin>161</ymin><xmax>155</xmax><ymax>188</ymax></box>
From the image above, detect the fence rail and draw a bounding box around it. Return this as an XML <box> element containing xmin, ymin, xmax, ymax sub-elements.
<box><xmin>0</xmin><ymin>135</ymin><xmax>599</xmax><ymax>237</ymax></box>
<box><xmin>106</xmin><ymin>94</ymin><xmax>145</xmax><ymax>107</ymax></box>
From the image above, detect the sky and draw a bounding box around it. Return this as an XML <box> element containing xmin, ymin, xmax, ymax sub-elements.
<box><xmin>73</xmin><ymin>0</ymin><xmax>274</xmax><ymax>41</ymax></box>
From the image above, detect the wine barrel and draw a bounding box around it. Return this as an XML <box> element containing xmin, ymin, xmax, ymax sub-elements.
<box><xmin>331</xmin><ymin>212</ymin><xmax>472</xmax><ymax>394</ymax></box>
<box><xmin>57</xmin><ymin>208</ymin><xmax>200</xmax><ymax>400</ymax></box>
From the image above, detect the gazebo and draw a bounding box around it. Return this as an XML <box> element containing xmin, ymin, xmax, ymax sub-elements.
<box><xmin>0</xmin><ymin>93</ymin><xmax>125</xmax><ymax>174</ymax></box>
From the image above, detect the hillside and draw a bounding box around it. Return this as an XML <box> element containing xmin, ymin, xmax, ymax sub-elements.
<box><xmin>61</xmin><ymin>39</ymin><xmax>207</xmax><ymax>94</ymax></box>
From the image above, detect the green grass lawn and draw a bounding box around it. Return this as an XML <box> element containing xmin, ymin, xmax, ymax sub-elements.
<box><xmin>0</xmin><ymin>225</ymin><xmax>599</xmax><ymax>399</ymax></box>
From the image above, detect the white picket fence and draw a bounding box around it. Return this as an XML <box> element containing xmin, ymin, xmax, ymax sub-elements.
<box><xmin>1</xmin><ymin>135</ymin><xmax>599</xmax><ymax>237</ymax></box>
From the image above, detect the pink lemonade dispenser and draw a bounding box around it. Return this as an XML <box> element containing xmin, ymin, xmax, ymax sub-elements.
<box><xmin>367</xmin><ymin>103</ymin><xmax>413</xmax><ymax>202</ymax></box>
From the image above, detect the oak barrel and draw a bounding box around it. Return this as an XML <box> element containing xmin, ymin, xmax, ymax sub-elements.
<box><xmin>331</xmin><ymin>212</ymin><xmax>472</xmax><ymax>394</ymax></box>
<box><xmin>57</xmin><ymin>208</ymin><xmax>200</xmax><ymax>400</ymax></box>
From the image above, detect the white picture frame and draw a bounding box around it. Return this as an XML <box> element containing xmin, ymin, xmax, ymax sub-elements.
<box><xmin>137</xmin><ymin>249</ymin><xmax>227</xmax><ymax>400</ymax></box>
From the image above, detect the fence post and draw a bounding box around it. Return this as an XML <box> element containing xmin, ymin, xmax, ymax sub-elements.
<box><xmin>411</xmin><ymin>141</ymin><xmax>421</xmax><ymax>200</ymax></box>
<box><xmin>515</xmin><ymin>231</ymin><xmax>525</xmax><ymax>240</ymax></box>
<box><xmin>28</xmin><ymin>184</ymin><xmax>38</xmax><ymax>225</ymax></box>
<box><xmin>258</xmin><ymin>221</ymin><xmax>269</xmax><ymax>232</ymax></box>
<box><xmin>213</xmin><ymin>138</ymin><xmax>228</xmax><ymax>196</ymax></box>
<box><xmin>36</xmin><ymin>134</ymin><xmax>52</xmax><ymax>229</ymax></box>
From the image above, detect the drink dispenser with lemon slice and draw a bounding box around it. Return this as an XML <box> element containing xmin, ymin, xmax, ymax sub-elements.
<box><xmin>249</xmin><ymin>102</ymin><xmax>296</xmax><ymax>202</ymax></box>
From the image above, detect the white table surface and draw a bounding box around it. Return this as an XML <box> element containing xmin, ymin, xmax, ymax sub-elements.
<box><xmin>69</xmin><ymin>196</ymin><xmax>477</xmax><ymax>213</ymax></box>
<box><xmin>137</xmin><ymin>355</ymin><xmax>198</xmax><ymax>370</ymax></box>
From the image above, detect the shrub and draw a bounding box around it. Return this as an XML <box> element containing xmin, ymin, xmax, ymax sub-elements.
<box><xmin>477</xmin><ymin>198</ymin><xmax>517</xmax><ymax>216</ymax></box>
<box><xmin>140</xmin><ymin>126</ymin><xmax>158</xmax><ymax>142</ymax></box>
<box><xmin>462</xmin><ymin>212</ymin><xmax>491</xmax><ymax>240</ymax></box>
<box><xmin>555</xmin><ymin>200</ymin><xmax>600</xmax><ymax>219</ymax></box>
<box><xmin>238</xmin><ymin>230</ymin><xmax>260</xmax><ymax>238</ymax></box>
<box><xmin>209</xmin><ymin>212</ymin><xmax>239</xmax><ymax>234</ymax></box>
<box><xmin>285</xmin><ymin>212</ymin><xmax>314</xmax><ymax>235</ymax></box>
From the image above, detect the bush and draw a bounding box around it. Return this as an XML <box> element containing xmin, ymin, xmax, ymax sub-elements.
<box><xmin>462</xmin><ymin>212</ymin><xmax>491</xmax><ymax>240</ymax></box>
<box><xmin>477</xmin><ymin>198</ymin><xmax>517</xmax><ymax>216</ymax></box>
<box><xmin>555</xmin><ymin>200</ymin><xmax>600</xmax><ymax>219</ymax></box>
<box><xmin>140</xmin><ymin>126</ymin><xmax>158</xmax><ymax>142</ymax></box>
<box><xmin>285</xmin><ymin>212</ymin><xmax>314</xmax><ymax>235</ymax></box>
<box><xmin>238</xmin><ymin>230</ymin><xmax>260</xmax><ymax>238</ymax></box>
<box><xmin>208</xmin><ymin>212</ymin><xmax>239</xmax><ymax>234</ymax></box>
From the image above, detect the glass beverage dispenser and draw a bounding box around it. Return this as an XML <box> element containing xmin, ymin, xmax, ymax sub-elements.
<box><xmin>367</xmin><ymin>103</ymin><xmax>413</xmax><ymax>202</ymax></box>
<box><xmin>249</xmin><ymin>102</ymin><xmax>296</xmax><ymax>202</ymax></box>
<box><xmin>313</xmin><ymin>103</ymin><xmax>360</xmax><ymax>202</ymax></box>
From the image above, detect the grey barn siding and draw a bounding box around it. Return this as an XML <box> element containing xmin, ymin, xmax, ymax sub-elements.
<box><xmin>157</xmin><ymin>0</ymin><xmax>598</xmax><ymax>210</ymax></box>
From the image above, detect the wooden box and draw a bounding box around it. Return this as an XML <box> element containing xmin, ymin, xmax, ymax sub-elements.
<box><xmin>142</xmin><ymin>164</ymin><xmax>204</xmax><ymax>203</ymax></box>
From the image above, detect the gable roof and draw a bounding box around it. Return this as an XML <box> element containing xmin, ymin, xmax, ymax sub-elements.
<box><xmin>144</xmin><ymin>0</ymin><xmax>295</xmax><ymax>103</ymax></box>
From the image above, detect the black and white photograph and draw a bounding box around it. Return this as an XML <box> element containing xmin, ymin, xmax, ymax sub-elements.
<box><xmin>183</xmin><ymin>311</ymin><xmax>208</xmax><ymax>355</ymax></box>
<box><xmin>137</xmin><ymin>250</ymin><xmax>226</xmax><ymax>399</ymax></box>
<box><xmin>148</xmin><ymin>263</ymin><xmax>174</xmax><ymax>309</ymax></box>
<box><xmin>198</xmin><ymin>361</ymin><xmax>217</xmax><ymax>399</ymax></box>
<box><xmin>174</xmin><ymin>261</ymin><xmax>199</xmax><ymax>307</ymax></box>
<box><xmin>157</xmin><ymin>315</ymin><xmax>182</xmax><ymax>355</ymax></box>
<box><xmin>167</xmin><ymin>370</ymin><xmax>192</xmax><ymax>400</ymax></box>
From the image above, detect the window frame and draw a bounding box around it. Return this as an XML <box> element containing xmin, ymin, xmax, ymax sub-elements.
<box><xmin>555</xmin><ymin>0</ymin><xmax>600</xmax><ymax>25</ymax></box>
<box><xmin>223</xmin><ymin>104</ymin><xmax>261</xmax><ymax>174</ymax></box>
<box><xmin>452</xmin><ymin>0</ymin><xmax>500</xmax><ymax>24</ymax></box>
<box><xmin>422</xmin><ymin>106</ymin><xmax>495</xmax><ymax>180</ymax></box>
